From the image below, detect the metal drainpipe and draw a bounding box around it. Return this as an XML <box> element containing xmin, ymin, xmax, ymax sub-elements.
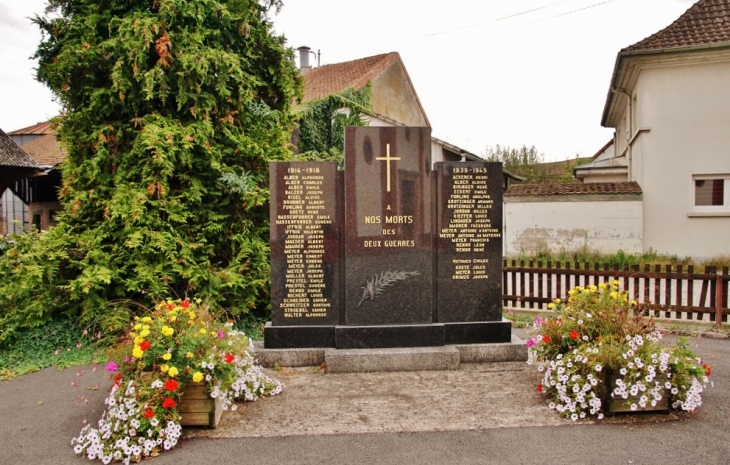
<box><xmin>612</xmin><ymin>87</ymin><xmax>632</xmax><ymax>181</ymax></box>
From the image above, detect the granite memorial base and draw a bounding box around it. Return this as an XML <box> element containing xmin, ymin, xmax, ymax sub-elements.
<box><xmin>253</xmin><ymin>326</ymin><xmax>527</xmax><ymax>373</ymax></box>
<box><xmin>264</xmin><ymin>320</ymin><xmax>511</xmax><ymax>349</ymax></box>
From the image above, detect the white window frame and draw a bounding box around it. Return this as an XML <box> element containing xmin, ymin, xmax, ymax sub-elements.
<box><xmin>689</xmin><ymin>174</ymin><xmax>730</xmax><ymax>217</ymax></box>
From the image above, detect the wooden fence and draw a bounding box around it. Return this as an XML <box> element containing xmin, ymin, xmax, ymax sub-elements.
<box><xmin>502</xmin><ymin>260</ymin><xmax>730</xmax><ymax>325</ymax></box>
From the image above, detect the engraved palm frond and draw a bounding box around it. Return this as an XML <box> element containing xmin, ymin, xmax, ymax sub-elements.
<box><xmin>357</xmin><ymin>270</ymin><xmax>421</xmax><ymax>307</ymax></box>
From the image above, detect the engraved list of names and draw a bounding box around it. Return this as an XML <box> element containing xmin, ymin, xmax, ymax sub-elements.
<box><xmin>436</xmin><ymin>162</ymin><xmax>504</xmax><ymax>322</ymax></box>
<box><xmin>269</xmin><ymin>162</ymin><xmax>340</xmax><ymax>326</ymax></box>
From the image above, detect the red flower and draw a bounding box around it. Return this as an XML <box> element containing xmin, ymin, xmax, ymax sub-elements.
<box><xmin>113</xmin><ymin>372</ymin><xmax>123</xmax><ymax>386</ymax></box>
<box><xmin>542</xmin><ymin>335</ymin><xmax>550</xmax><ymax>343</ymax></box>
<box><xmin>537</xmin><ymin>384</ymin><xmax>544</xmax><ymax>393</ymax></box>
<box><xmin>166</xmin><ymin>302</ymin><xmax>175</xmax><ymax>310</ymax></box>
<box><xmin>164</xmin><ymin>378</ymin><xmax>179</xmax><ymax>391</ymax></box>
<box><xmin>569</xmin><ymin>331</ymin><xmax>579</xmax><ymax>340</ymax></box>
<box><xmin>181</xmin><ymin>300</ymin><xmax>190</xmax><ymax>308</ymax></box>
<box><xmin>224</xmin><ymin>353</ymin><xmax>235</xmax><ymax>364</ymax></box>
<box><xmin>140</xmin><ymin>340</ymin><xmax>151</xmax><ymax>351</ymax></box>
<box><xmin>143</xmin><ymin>408</ymin><xmax>155</xmax><ymax>419</ymax></box>
<box><xmin>703</xmin><ymin>364</ymin><xmax>712</xmax><ymax>376</ymax></box>
<box><xmin>162</xmin><ymin>397</ymin><xmax>176</xmax><ymax>409</ymax></box>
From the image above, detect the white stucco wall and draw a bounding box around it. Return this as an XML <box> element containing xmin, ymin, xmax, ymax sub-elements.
<box><xmin>504</xmin><ymin>196</ymin><xmax>643</xmax><ymax>256</ymax></box>
<box><xmin>625</xmin><ymin>58</ymin><xmax>730</xmax><ymax>259</ymax></box>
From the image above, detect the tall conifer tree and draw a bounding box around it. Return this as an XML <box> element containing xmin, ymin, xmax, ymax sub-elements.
<box><xmin>13</xmin><ymin>0</ymin><xmax>301</xmax><ymax>331</ymax></box>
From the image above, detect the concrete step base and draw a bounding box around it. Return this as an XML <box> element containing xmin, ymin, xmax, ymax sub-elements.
<box><xmin>252</xmin><ymin>334</ymin><xmax>527</xmax><ymax>373</ymax></box>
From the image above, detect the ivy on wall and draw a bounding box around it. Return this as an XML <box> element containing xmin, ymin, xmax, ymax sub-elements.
<box><xmin>293</xmin><ymin>84</ymin><xmax>372</xmax><ymax>164</ymax></box>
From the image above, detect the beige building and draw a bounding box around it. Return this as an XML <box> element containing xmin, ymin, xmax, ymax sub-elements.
<box><xmin>531</xmin><ymin>0</ymin><xmax>730</xmax><ymax>260</ymax></box>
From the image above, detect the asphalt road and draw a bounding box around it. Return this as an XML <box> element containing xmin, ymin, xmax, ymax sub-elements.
<box><xmin>1</xmin><ymin>332</ymin><xmax>728</xmax><ymax>465</ymax></box>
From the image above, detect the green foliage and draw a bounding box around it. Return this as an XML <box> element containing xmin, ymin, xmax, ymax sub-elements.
<box><xmin>506</xmin><ymin>247</ymin><xmax>727</xmax><ymax>271</ymax></box>
<box><xmin>0</xmin><ymin>0</ymin><xmax>302</xmax><ymax>342</ymax></box>
<box><xmin>0</xmin><ymin>318</ymin><xmax>102</xmax><ymax>380</ymax></box>
<box><xmin>294</xmin><ymin>84</ymin><xmax>372</xmax><ymax>165</ymax></box>
<box><xmin>483</xmin><ymin>144</ymin><xmax>585</xmax><ymax>184</ymax></box>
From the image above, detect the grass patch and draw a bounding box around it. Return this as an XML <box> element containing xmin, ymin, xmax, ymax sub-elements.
<box><xmin>503</xmin><ymin>312</ymin><xmax>534</xmax><ymax>329</ymax></box>
<box><xmin>0</xmin><ymin>318</ymin><xmax>106</xmax><ymax>380</ymax></box>
<box><xmin>506</xmin><ymin>248</ymin><xmax>730</xmax><ymax>271</ymax></box>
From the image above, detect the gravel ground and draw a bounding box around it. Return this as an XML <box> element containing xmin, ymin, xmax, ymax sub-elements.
<box><xmin>1</xmin><ymin>330</ymin><xmax>728</xmax><ymax>465</ymax></box>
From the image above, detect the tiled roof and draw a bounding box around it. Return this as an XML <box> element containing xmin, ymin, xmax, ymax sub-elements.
<box><xmin>625</xmin><ymin>0</ymin><xmax>730</xmax><ymax>52</ymax></box>
<box><xmin>506</xmin><ymin>181</ymin><xmax>642</xmax><ymax>197</ymax></box>
<box><xmin>7</xmin><ymin>121</ymin><xmax>55</xmax><ymax>136</ymax></box>
<box><xmin>22</xmin><ymin>131</ymin><xmax>66</xmax><ymax>167</ymax></box>
<box><xmin>303</xmin><ymin>52</ymin><xmax>399</xmax><ymax>101</ymax></box>
<box><xmin>0</xmin><ymin>128</ymin><xmax>38</xmax><ymax>168</ymax></box>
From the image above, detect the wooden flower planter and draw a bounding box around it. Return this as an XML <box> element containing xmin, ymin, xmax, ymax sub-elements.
<box><xmin>178</xmin><ymin>381</ymin><xmax>223</xmax><ymax>428</ymax></box>
<box><xmin>597</xmin><ymin>371</ymin><xmax>671</xmax><ymax>413</ymax></box>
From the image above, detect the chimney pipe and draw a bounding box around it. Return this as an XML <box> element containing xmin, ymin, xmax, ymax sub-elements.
<box><xmin>297</xmin><ymin>46</ymin><xmax>312</xmax><ymax>74</ymax></box>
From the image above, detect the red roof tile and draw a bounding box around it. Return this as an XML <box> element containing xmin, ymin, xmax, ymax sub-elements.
<box><xmin>7</xmin><ymin>121</ymin><xmax>55</xmax><ymax>136</ymax></box>
<box><xmin>625</xmin><ymin>0</ymin><xmax>730</xmax><ymax>52</ymax></box>
<box><xmin>303</xmin><ymin>52</ymin><xmax>399</xmax><ymax>101</ymax></box>
<box><xmin>22</xmin><ymin>132</ymin><xmax>66</xmax><ymax>167</ymax></box>
<box><xmin>506</xmin><ymin>182</ymin><xmax>642</xmax><ymax>197</ymax></box>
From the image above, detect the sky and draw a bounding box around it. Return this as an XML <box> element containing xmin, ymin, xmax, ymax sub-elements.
<box><xmin>0</xmin><ymin>0</ymin><xmax>697</xmax><ymax>162</ymax></box>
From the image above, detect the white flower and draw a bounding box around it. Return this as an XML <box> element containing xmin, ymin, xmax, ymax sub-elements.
<box><xmin>594</xmin><ymin>364</ymin><xmax>603</xmax><ymax>373</ymax></box>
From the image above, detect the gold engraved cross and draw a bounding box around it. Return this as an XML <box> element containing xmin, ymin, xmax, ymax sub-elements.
<box><xmin>375</xmin><ymin>143</ymin><xmax>401</xmax><ymax>192</ymax></box>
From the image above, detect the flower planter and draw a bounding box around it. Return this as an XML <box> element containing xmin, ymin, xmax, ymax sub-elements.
<box><xmin>597</xmin><ymin>371</ymin><xmax>670</xmax><ymax>413</ymax></box>
<box><xmin>179</xmin><ymin>381</ymin><xmax>223</xmax><ymax>428</ymax></box>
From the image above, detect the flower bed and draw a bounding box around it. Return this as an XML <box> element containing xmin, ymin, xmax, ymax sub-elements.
<box><xmin>72</xmin><ymin>298</ymin><xmax>282</xmax><ymax>463</ymax></box>
<box><xmin>527</xmin><ymin>281</ymin><xmax>712</xmax><ymax>420</ymax></box>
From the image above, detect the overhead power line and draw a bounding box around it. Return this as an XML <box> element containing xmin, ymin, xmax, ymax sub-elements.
<box><xmin>426</xmin><ymin>0</ymin><xmax>619</xmax><ymax>38</ymax></box>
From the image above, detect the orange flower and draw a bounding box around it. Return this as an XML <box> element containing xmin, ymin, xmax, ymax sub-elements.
<box><xmin>703</xmin><ymin>363</ymin><xmax>712</xmax><ymax>376</ymax></box>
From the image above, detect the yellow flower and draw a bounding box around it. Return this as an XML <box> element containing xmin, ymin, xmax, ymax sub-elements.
<box><xmin>199</xmin><ymin>328</ymin><xmax>207</xmax><ymax>335</ymax></box>
<box><xmin>547</xmin><ymin>303</ymin><xmax>555</xmax><ymax>309</ymax></box>
<box><xmin>160</xmin><ymin>364</ymin><xmax>169</xmax><ymax>373</ymax></box>
<box><xmin>133</xmin><ymin>323</ymin><xmax>142</xmax><ymax>330</ymax></box>
<box><xmin>132</xmin><ymin>346</ymin><xmax>144</xmax><ymax>359</ymax></box>
<box><xmin>186</xmin><ymin>352</ymin><xmax>194</xmax><ymax>359</ymax></box>
<box><xmin>612</xmin><ymin>279</ymin><xmax>620</xmax><ymax>285</ymax></box>
<box><xmin>196</xmin><ymin>298</ymin><xmax>202</xmax><ymax>304</ymax></box>
<box><xmin>188</xmin><ymin>312</ymin><xmax>196</xmax><ymax>320</ymax></box>
<box><xmin>599</xmin><ymin>283</ymin><xmax>608</xmax><ymax>290</ymax></box>
<box><xmin>161</xmin><ymin>326</ymin><xmax>174</xmax><ymax>336</ymax></box>
<box><xmin>192</xmin><ymin>372</ymin><xmax>204</xmax><ymax>383</ymax></box>
<box><xmin>162</xmin><ymin>353</ymin><xmax>172</xmax><ymax>361</ymax></box>
<box><xmin>169</xmin><ymin>315</ymin><xmax>177</xmax><ymax>322</ymax></box>
<box><xmin>630</xmin><ymin>300</ymin><xmax>637</xmax><ymax>306</ymax></box>
<box><xmin>555</xmin><ymin>299</ymin><xmax>561</xmax><ymax>304</ymax></box>
<box><xmin>140</xmin><ymin>329</ymin><xmax>150</xmax><ymax>338</ymax></box>
<box><xmin>610</xmin><ymin>291</ymin><xmax>618</xmax><ymax>299</ymax></box>
<box><xmin>141</xmin><ymin>316</ymin><xmax>152</xmax><ymax>323</ymax></box>
<box><xmin>568</xmin><ymin>289</ymin><xmax>577</xmax><ymax>296</ymax></box>
<box><xmin>589</xmin><ymin>285</ymin><xmax>597</xmax><ymax>292</ymax></box>
<box><xmin>133</xmin><ymin>335</ymin><xmax>144</xmax><ymax>344</ymax></box>
<box><xmin>168</xmin><ymin>366</ymin><xmax>179</xmax><ymax>377</ymax></box>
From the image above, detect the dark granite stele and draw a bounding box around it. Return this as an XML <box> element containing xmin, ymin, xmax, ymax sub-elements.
<box><xmin>264</xmin><ymin>321</ymin><xmax>511</xmax><ymax>349</ymax></box>
<box><xmin>266</xmin><ymin>126</ymin><xmax>511</xmax><ymax>351</ymax></box>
